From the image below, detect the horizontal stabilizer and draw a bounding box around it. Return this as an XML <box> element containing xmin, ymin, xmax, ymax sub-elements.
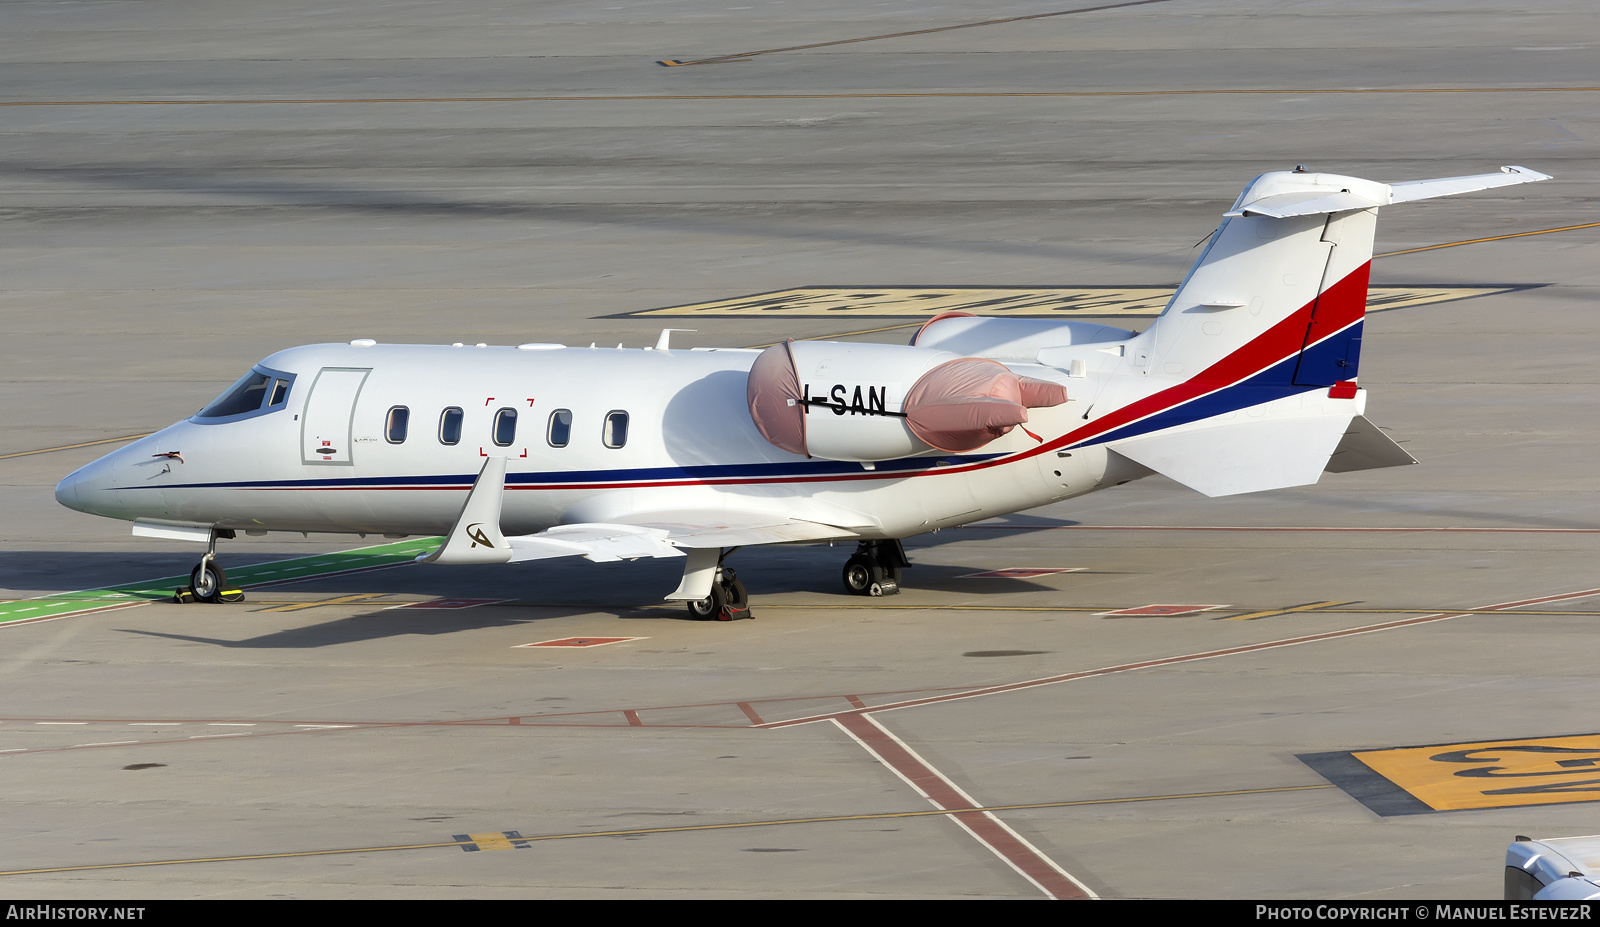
<box><xmin>1225</xmin><ymin>166</ymin><xmax>1550</xmax><ymax>218</ymax></box>
<box><xmin>1323</xmin><ymin>415</ymin><xmax>1416</xmax><ymax>473</ymax></box>
<box><xmin>1226</xmin><ymin>189</ymin><xmax>1382</xmax><ymax>219</ymax></box>
<box><xmin>1389</xmin><ymin>166</ymin><xmax>1551</xmax><ymax>204</ymax></box>
<box><xmin>1110</xmin><ymin>408</ymin><xmax>1354</xmax><ymax>497</ymax></box>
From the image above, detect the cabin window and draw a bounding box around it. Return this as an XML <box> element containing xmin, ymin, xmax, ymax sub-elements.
<box><xmin>603</xmin><ymin>410</ymin><xmax>629</xmax><ymax>449</ymax></box>
<box><xmin>493</xmin><ymin>408</ymin><xmax>518</xmax><ymax>447</ymax></box>
<box><xmin>385</xmin><ymin>406</ymin><xmax>410</xmax><ymax>444</ymax></box>
<box><xmin>438</xmin><ymin>407</ymin><xmax>463</xmax><ymax>445</ymax></box>
<box><xmin>547</xmin><ymin>409</ymin><xmax>572</xmax><ymax>447</ymax></box>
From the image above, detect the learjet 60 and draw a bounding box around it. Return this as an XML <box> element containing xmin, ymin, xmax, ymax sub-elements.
<box><xmin>56</xmin><ymin>166</ymin><xmax>1550</xmax><ymax>618</ymax></box>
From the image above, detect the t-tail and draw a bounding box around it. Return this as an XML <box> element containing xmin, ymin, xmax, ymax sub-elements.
<box><xmin>1104</xmin><ymin>165</ymin><xmax>1549</xmax><ymax>496</ymax></box>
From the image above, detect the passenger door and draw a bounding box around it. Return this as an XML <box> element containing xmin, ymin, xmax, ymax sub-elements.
<box><xmin>300</xmin><ymin>367</ymin><xmax>370</xmax><ymax>466</ymax></box>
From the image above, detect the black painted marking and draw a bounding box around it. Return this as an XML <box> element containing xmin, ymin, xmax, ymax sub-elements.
<box><xmin>1296</xmin><ymin>751</ymin><xmax>1434</xmax><ymax>817</ymax></box>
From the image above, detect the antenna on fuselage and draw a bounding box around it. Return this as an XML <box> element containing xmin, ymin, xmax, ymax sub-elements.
<box><xmin>654</xmin><ymin>328</ymin><xmax>696</xmax><ymax>351</ymax></box>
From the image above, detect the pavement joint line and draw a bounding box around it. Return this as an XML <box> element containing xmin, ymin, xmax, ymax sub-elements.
<box><xmin>656</xmin><ymin>0</ymin><xmax>1175</xmax><ymax>67</ymax></box>
<box><xmin>6</xmin><ymin>88</ymin><xmax>1600</xmax><ymax>106</ymax></box>
<box><xmin>0</xmin><ymin>783</ymin><xmax>1331</xmax><ymax>878</ymax></box>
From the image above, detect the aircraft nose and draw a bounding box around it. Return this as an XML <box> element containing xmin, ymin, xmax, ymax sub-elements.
<box><xmin>54</xmin><ymin>449</ymin><xmax>122</xmax><ymax>517</ymax></box>
<box><xmin>54</xmin><ymin>470</ymin><xmax>83</xmax><ymax>510</ymax></box>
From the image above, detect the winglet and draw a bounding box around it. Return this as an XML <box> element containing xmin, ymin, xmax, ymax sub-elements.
<box><xmin>417</xmin><ymin>456</ymin><xmax>513</xmax><ymax>564</ymax></box>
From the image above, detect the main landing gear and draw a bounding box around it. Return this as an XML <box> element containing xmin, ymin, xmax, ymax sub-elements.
<box><xmin>685</xmin><ymin>551</ymin><xmax>751</xmax><ymax>622</ymax></box>
<box><xmin>174</xmin><ymin>529</ymin><xmax>245</xmax><ymax>604</ymax></box>
<box><xmin>842</xmin><ymin>539</ymin><xmax>911</xmax><ymax>597</ymax></box>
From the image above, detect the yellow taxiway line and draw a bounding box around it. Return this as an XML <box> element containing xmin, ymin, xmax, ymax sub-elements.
<box><xmin>0</xmin><ymin>434</ymin><xmax>153</xmax><ymax>461</ymax></box>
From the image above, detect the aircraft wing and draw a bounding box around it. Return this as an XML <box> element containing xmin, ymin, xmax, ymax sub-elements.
<box><xmin>420</xmin><ymin>457</ymin><xmax>858</xmax><ymax>565</ymax></box>
<box><xmin>601</xmin><ymin>510</ymin><xmax>858</xmax><ymax>548</ymax></box>
<box><xmin>503</xmin><ymin>512</ymin><xmax>856</xmax><ymax>563</ymax></box>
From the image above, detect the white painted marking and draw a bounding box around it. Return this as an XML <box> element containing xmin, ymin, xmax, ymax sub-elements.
<box><xmin>208</xmin><ymin>722</ymin><xmax>255</xmax><ymax>727</ymax></box>
<box><xmin>36</xmin><ymin>722</ymin><xmax>87</xmax><ymax>725</ymax></box>
<box><xmin>0</xmin><ymin>748</ymin><xmax>26</xmax><ymax>753</ymax></box>
<box><xmin>77</xmin><ymin>741</ymin><xmax>138</xmax><ymax>747</ymax></box>
<box><xmin>294</xmin><ymin>724</ymin><xmax>353</xmax><ymax>729</ymax></box>
<box><xmin>129</xmin><ymin>722</ymin><xmax>180</xmax><ymax>726</ymax></box>
<box><xmin>189</xmin><ymin>733</ymin><xmax>248</xmax><ymax>739</ymax></box>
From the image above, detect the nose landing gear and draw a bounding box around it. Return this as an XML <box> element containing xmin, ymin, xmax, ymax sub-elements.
<box><xmin>842</xmin><ymin>539</ymin><xmax>911</xmax><ymax>597</ymax></box>
<box><xmin>174</xmin><ymin>529</ymin><xmax>245</xmax><ymax>604</ymax></box>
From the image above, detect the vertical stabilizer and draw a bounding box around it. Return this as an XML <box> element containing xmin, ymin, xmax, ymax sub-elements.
<box><xmin>1135</xmin><ymin>166</ymin><xmax>1547</xmax><ymax>396</ymax></box>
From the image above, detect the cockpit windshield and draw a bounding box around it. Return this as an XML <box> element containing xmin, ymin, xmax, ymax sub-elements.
<box><xmin>193</xmin><ymin>366</ymin><xmax>295</xmax><ymax>423</ymax></box>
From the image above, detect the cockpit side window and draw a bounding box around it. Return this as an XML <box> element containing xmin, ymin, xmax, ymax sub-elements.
<box><xmin>192</xmin><ymin>366</ymin><xmax>296</xmax><ymax>424</ymax></box>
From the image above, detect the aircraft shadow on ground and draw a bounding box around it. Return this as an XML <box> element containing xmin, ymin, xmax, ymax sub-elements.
<box><xmin>113</xmin><ymin>604</ymin><xmax>634</xmax><ymax>649</ymax></box>
<box><xmin>0</xmin><ymin>516</ymin><xmax>1078</xmax><ymax>597</ymax></box>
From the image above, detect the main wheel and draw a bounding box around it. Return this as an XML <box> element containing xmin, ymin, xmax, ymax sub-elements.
<box><xmin>842</xmin><ymin>556</ymin><xmax>885</xmax><ymax>596</ymax></box>
<box><xmin>723</xmin><ymin>579</ymin><xmax>749</xmax><ymax>618</ymax></box>
<box><xmin>685</xmin><ymin>582</ymin><xmax>728</xmax><ymax>620</ymax></box>
<box><xmin>190</xmin><ymin>560</ymin><xmax>227</xmax><ymax>603</ymax></box>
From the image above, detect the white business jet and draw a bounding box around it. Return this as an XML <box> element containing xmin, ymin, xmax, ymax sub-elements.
<box><xmin>56</xmin><ymin>166</ymin><xmax>1549</xmax><ymax>618</ymax></box>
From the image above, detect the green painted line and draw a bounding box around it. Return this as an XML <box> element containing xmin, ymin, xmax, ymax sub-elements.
<box><xmin>0</xmin><ymin>536</ymin><xmax>443</xmax><ymax>626</ymax></box>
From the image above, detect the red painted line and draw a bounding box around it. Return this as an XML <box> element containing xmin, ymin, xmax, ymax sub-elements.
<box><xmin>833</xmin><ymin>713</ymin><xmax>1092</xmax><ymax>899</ymax></box>
<box><xmin>622</xmin><ymin>710</ymin><xmax>643</xmax><ymax>727</ymax></box>
<box><xmin>0</xmin><ymin>601</ymin><xmax>147</xmax><ymax>628</ymax></box>
<box><xmin>846</xmin><ymin>695</ymin><xmax>867</xmax><ymax>709</ymax></box>
<box><xmin>766</xmin><ymin>587</ymin><xmax>1600</xmax><ymax>729</ymax></box>
<box><xmin>736</xmin><ymin>702</ymin><xmax>765</xmax><ymax>725</ymax></box>
<box><xmin>955</xmin><ymin>525</ymin><xmax>1600</xmax><ymax>534</ymax></box>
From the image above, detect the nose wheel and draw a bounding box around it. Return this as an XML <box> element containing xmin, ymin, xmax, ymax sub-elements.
<box><xmin>842</xmin><ymin>539</ymin><xmax>910</xmax><ymax>597</ymax></box>
<box><xmin>175</xmin><ymin>529</ymin><xmax>244</xmax><ymax>604</ymax></box>
<box><xmin>190</xmin><ymin>558</ymin><xmax>227</xmax><ymax>601</ymax></box>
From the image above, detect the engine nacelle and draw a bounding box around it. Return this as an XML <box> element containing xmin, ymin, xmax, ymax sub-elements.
<box><xmin>747</xmin><ymin>340</ymin><xmax>1070</xmax><ymax>462</ymax></box>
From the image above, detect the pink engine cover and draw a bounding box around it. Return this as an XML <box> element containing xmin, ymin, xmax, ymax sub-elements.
<box><xmin>903</xmin><ymin>358</ymin><xmax>1068</xmax><ymax>452</ymax></box>
<box><xmin>746</xmin><ymin>342</ymin><xmax>1069</xmax><ymax>458</ymax></box>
